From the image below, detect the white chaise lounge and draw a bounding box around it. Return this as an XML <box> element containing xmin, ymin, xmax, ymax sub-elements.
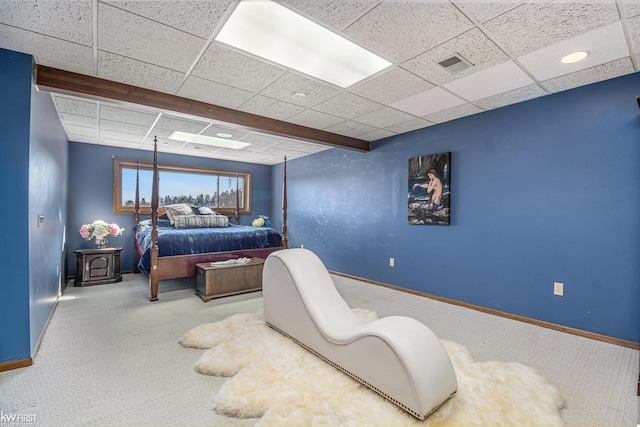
<box><xmin>262</xmin><ymin>248</ymin><xmax>457</xmax><ymax>420</ymax></box>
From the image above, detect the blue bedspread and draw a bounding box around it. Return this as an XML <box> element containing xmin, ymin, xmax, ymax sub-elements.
<box><xmin>135</xmin><ymin>219</ymin><xmax>282</xmax><ymax>275</ymax></box>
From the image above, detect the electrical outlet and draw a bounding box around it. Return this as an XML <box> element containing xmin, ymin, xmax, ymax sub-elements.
<box><xmin>389</xmin><ymin>258</ymin><xmax>395</xmax><ymax>267</ymax></box>
<box><xmin>553</xmin><ymin>282</ymin><xmax>564</xmax><ymax>296</ymax></box>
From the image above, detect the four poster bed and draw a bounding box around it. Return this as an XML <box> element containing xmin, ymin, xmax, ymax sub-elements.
<box><xmin>133</xmin><ymin>139</ymin><xmax>288</xmax><ymax>301</ymax></box>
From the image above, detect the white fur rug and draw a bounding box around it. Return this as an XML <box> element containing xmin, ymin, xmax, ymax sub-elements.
<box><xmin>180</xmin><ymin>310</ymin><xmax>565</xmax><ymax>426</ymax></box>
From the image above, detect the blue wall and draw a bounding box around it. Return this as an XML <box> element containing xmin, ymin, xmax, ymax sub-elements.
<box><xmin>0</xmin><ymin>49</ymin><xmax>32</xmax><ymax>362</ymax></box>
<box><xmin>28</xmin><ymin>77</ymin><xmax>68</xmax><ymax>353</ymax></box>
<box><xmin>0</xmin><ymin>48</ymin><xmax>68</xmax><ymax>364</ymax></box>
<box><xmin>67</xmin><ymin>142</ymin><xmax>275</xmax><ymax>277</ymax></box>
<box><xmin>272</xmin><ymin>72</ymin><xmax>640</xmax><ymax>343</ymax></box>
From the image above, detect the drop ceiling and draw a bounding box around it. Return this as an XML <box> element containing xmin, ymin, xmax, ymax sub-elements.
<box><xmin>1</xmin><ymin>0</ymin><xmax>638</xmax><ymax>165</ymax></box>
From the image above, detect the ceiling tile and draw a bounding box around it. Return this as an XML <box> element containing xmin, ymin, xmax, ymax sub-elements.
<box><xmin>540</xmin><ymin>58</ymin><xmax>635</xmax><ymax>94</ymax></box>
<box><xmin>483</xmin><ymin>3</ymin><xmax>620</xmax><ymax>57</ymax></box>
<box><xmin>99</xmin><ymin>129</ymin><xmax>144</xmax><ymax>143</ymax></box>
<box><xmin>384</xmin><ymin>118</ymin><xmax>434</xmax><ymax>134</ymax></box>
<box><xmin>215</xmin><ymin>148</ymin><xmax>282</xmax><ymax>165</ymax></box>
<box><xmin>349</xmin><ymin>66</ymin><xmax>434</xmax><ymax>105</ymax></box>
<box><xmin>474</xmin><ymin>84</ymin><xmax>546</xmax><ymax>110</ymax></box>
<box><xmin>352</xmin><ymin>107</ymin><xmax>416</xmax><ymax>128</ymax></box>
<box><xmin>98</xmin><ymin>51</ymin><xmax>185</xmax><ymax>93</ymax></box>
<box><xmin>287</xmin><ymin>141</ymin><xmax>332</xmax><ymax>154</ymax></box>
<box><xmin>60</xmin><ymin>113</ymin><xmax>97</xmax><ymax>129</ymax></box>
<box><xmin>518</xmin><ymin>22</ymin><xmax>629</xmax><ymax>81</ymax></box>
<box><xmin>444</xmin><ymin>61</ymin><xmax>535</xmax><ymax>102</ymax></box>
<box><xmin>625</xmin><ymin>2</ymin><xmax>640</xmax><ymax>19</ymax></box>
<box><xmin>98</xmin><ymin>2</ymin><xmax>205</xmax><ymax>73</ymax></box>
<box><xmin>99</xmin><ymin>138</ymin><xmax>138</xmax><ymax>148</ymax></box>
<box><xmin>279</xmin><ymin>0</ymin><xmax>377</xmax><ymax>31</ymax></box>
<box><xmin>147</xmin><ymin>128</ymin><xmax>173</xmax><ymax>140</ymax></box>
<box><xmin>359</xmin><ymin>129</ymin><xmax>395</xmax><ymax>142</ymax></box>
<box><xmin>177</xmin><ymin>75</ymin><xmax>254</xmax><ymax>109</ymax></box>
<box><xmin>238</xmin><ymin>95</ymin><xmax>305</xmax><ymax>121</ymax></box>
<box><xmin>0</xmin><ymin>0</ymin><xmax>92</xmax><ymax>45</ymax></box>
<box><xmin>324</xmin><ymin>120</ymin><xmax>377</xmax><ymax>139</ymax></box>
<box><xmin>0</xmin><ymin>25</ymin><xmax>94</xmax><ymax>75</ymax></box>
<box><xmin>628</xmin><ymin>15</ymin><xmax>640</xmax><ymax>54</ymax></box>
<box><xmin>270</xmin><ymin>139</ymin><xmax>307</xmax><ymax>150</ymax></box>
<box><xmin>191</xmin><ymin>43</ymin><xmax>286</xmax><ymax>93</ymax></box>
<box><xmin>101</xmin><ymin>0</ymin><xmax>233</xmax><ymax>39</ymax></box>
<box><xmin>273</xmin><ymin>139</ymin><xmax>304</xmax><ymax>153</ymax></box>
<box><xmin>343</xmin><ymin>2</ymin><xmax>473</xmax><ymax>63</ymax></box>
<box><xmin>238</xmin><ymin>132</ymin><xmax>280</xmax><ymax>148</ymax></box>
<box><xmin>401</xmin><ymin>28</ymin><xmax>510</xmax><ymax>86</ymax></box>
<box><xmin>258</xmin><ymin>71</ymin><xmax>340</xmax><ymax>107</ymax></box>
<box><xmin>238</xmin><ymin>145</ymin><xmax>268</xmax><ymax>155</ymax></box>
<box><xmin>260</xmin><ymin>146</ymin><xmax>293</xmax><ymax>158</ymax></box>
<box><xmin>65</xmin><ymin>124</ymin><xmax>97</xmax><ymax>137</ymax></box>
<box><xmin>154</xmin><ymin>114</ymin><xmax>209</xmax><ymax>133</ymax></box>
<box><xmin>53</xmin><ymin>95</ymin><xmax>97</xmax><ymax>117</ymax></box>
<box><xmin>423</xmin><ymin>103</ymin><xmax>484</xmax><ymax>124</ymax></box>
<box><xmin>391</xmin><ymin>87</ymin><xmax>466</xmax><ymax>117</ymax></box>
<box><xmin>285</xmin><ymin>109</ymin><xmax>344</xmax><ymax>130</ymax></box>
<box><xmin>99</xmin><ymin>119</ymin><xmax>150</xmax><ymax>136</ymax></box>
<box><xmin>451</xmin><ymin>2</ymin><xmax>521</xmax><ymax>24</ymax></box>
<box><xmin>99</xmin><ymin>104</ymin><xmax>159</xmax><ymax>127</ymax></box>
<box><xmin>312</xmin><ymin>92</ymin><xmax>382</xmax><ymax>120</ymax></box>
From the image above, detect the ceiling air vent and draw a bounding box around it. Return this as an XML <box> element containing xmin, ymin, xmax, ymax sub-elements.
<box><xmin>438</xmin><ymin>54</ymin><xmax>473</xmax><ymax>74</ymax></box>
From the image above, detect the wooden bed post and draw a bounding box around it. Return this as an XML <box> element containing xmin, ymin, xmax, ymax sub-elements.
<box><xmin>235</xmin><ymin>171</ymin><xmax>240</xmax><ymax>225</ymax></box>
<box><xmin>149</xmin><ymin>137</ymin><xmax>159</xmax><ymax>301</ymax></box>
<box><xmin>281</xmin><ymin>156</ymin><xmax>288</xmax><ymax>249</ymax></box>
<box><xmin>133</xmin><ymin>161</ymin><xmax>141</xmax><ymax>274</ymax></box>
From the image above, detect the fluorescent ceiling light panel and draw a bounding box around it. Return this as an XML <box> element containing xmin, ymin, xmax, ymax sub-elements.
<box><xmin>215</xmin><ymin>0</ymin><xmax>391</xmax><ymax>88</ymax></box>
<box><xmin>169</xmin><ymin>131</ymin><xmax>251</xmax><ymax>149</ymax></box>
<box><xmin>391</xmin><ymin>87</ymin><xmax>466</xmax><ymax>117</ymax></box>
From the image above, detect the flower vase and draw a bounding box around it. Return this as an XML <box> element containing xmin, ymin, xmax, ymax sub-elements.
<box><xmin>95</xmin><ymin>236</ymin><xmax>108</xmax><ymax>249</ymax></box>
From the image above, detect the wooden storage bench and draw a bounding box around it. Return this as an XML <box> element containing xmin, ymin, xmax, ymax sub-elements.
<box><xmin>195</xmin><ymin>258</ymin><xmax>264</xmax><ymax>302</ymax></box>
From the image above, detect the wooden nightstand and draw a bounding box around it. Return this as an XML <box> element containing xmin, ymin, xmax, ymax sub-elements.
<box><xmin>74</xmin><ymin>247</ymin><xmax>122</xmax><ymax>287</ymax></box>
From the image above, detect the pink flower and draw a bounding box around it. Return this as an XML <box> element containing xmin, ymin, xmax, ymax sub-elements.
<box><xmin>108</xmin><ymin>223</ymin><xmax>123</xmax><ymax>236</ymax></box>
<box><xmin>79</xmin><ymin>224</ymin><xmax>91</xmax><ymax>239</ymax></box>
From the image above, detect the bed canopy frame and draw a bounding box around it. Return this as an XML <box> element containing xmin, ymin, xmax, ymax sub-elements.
<box><xmin>134</xmin><ymin>137</ymin><xmax>288</xmax><ymax>301</ymax></box>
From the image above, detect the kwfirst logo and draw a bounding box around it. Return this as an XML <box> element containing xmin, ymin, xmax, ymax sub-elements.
<box><xmin>0</xmin><ymin>411</ymin><xmax>37</xmax><ymax>426</ymax></box>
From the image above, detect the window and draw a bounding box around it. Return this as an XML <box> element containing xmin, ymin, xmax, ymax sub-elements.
<box><xmin>113</xmin><ymin>158</ymin><xmax>251</xmax><ymax>215</ymax></box>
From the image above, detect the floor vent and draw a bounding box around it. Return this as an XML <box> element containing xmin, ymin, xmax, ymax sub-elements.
<box><xmin>438</xmin><ymin>54</ymin><xmax>473</xmax><ymax>74</ymax></box>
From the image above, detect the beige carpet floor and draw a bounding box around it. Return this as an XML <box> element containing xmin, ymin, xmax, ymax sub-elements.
<box><xmin>0</xmin><ymin>272</ymin><xmax>637</xmax><ymax>426</ymax></box>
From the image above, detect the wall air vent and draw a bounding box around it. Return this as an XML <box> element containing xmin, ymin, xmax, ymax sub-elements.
<box><xmin>438</xmin><ymin>54</ymin><xmax>473</xmax><ymax>74</ymax></box>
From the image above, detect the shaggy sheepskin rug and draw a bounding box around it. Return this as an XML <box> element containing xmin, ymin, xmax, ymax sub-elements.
<box><xmin>180</xmin><ymin>310</ymin><xmax>565</xmax><ymax>426</ymax></box>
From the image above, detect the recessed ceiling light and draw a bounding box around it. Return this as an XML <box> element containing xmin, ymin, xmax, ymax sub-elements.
<box><xmin>291</xmin><ymin>92</ymin><xmax>307</xmax><ymax>100</ymax></box>
<box><xmin>215</xmin><ymin>0</ymin><xmax>391</xmax><ymax>88</ymax></box>
<box><xmin>561</xmin><ymin>50</ymin><xmax>590</xmax><ymax>64</ymax></box>
<box><xmin>216</xmin><ymin>132</ymin><xmax>233</xmax><ymax>138</ymax></box>
<box><xmin>169</xmin><ymin>131</ymin><xmax>250</xmax><ymax>149</ymax></box>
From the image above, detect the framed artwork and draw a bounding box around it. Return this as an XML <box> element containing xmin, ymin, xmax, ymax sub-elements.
<box><xmin>408</xmin><ymin>152</ymin><xmax>451</xmax><ymax>225</ymax></box>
